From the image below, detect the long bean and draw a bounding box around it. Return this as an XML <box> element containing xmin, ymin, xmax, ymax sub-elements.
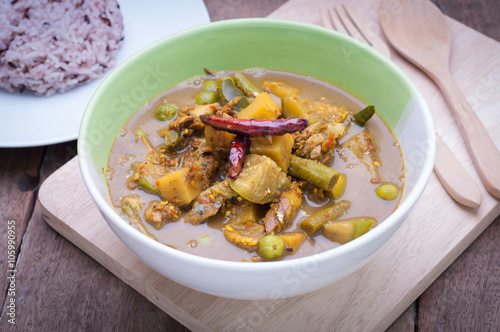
<box><xmin>234</xmin><ymin>71</ymin><xmax>261</xmax><ymax>98</ymax></box>
<box><xmin>352</xmin><ymin>105</ymin><xmax>375</xmax><ymax>127</ymax></box>
<box><xmin>299</xmin><ymin>200</ymin><xmax>351</xmax><ymax>235</ymax></box>
<box><xmin>288</xmin><ymin>155</ymin><xmax>339</xmax><ymax>190</ymax></box>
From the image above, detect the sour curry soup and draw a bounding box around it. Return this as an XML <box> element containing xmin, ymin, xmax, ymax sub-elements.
<box><xmin>106</xmin><ymin>69</ymin><xmax>405</xmax><ymax>262</ymax></box>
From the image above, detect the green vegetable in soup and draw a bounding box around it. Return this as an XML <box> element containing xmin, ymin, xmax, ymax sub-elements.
<box><xmin>299</xmin><ymin>200</ymin><xmax>351</xmax><ymax>235</ymax></box>
<box><xmin>288</xmin><ymin>155</ymin><xmax>339</xmax><ymax>190</ymax></box>
<box><xmin>163</xmin><ymin>129</ymin><xmax>180</xmax><ymax>148</ymax></box>
<box><xmin>137</xmin><ymin>178</ymin><xmax>161</xmax><ymax>196</ymax></box>
<box><xmin>135</xmin><ymin>128</ymin><xmax>154</xmax><ymax>151</ymax></box>
<box><xmin>195</xmin><ymin>90</ymin><xmax>217</xmax><ymax>105</ymax></box>
<box><xmin>258</xmin><ymin>235</ymin><xmax>285</xmax><ymax>260</ymax></box>
<box><xmin>203</xmin><ymin>80</ymin><xmax>217</xmax><ymax>92</ymax></box>
<box><xmin>233</xmin><ymin>71</ymin><xmax>261</xmax><ymax>98</ymax></box>
<box><xmin>322</xmin><ymin>217</ymin><xmax>375</xmax><ymax>244</ymax></box>
<box><xmin>228</xmin><ymin>154</ymin><xmax>291</xmax><ymax>204</ymax></box>
<box><xmin>375</xmin><ymin>183</ymin><xmax>399</xmax><ymax>201</ymax></box>
<box><xmin>156</xmin><ymin>103</ymin><xmax>177</xmax><ymax>121</ymax></box>
<box><xmin>217</xmin><ymin>77</ymin><xmax>249</xmax><ymax>110</ymax></box>
<box><xmin>327</xmin><ymin>173</ymin><xmax>347</xmax><ymax>200</ymax></box>
<box><xmin>352</xmin><ymin>105</ymin><xmax>375</xmax><ymax>127</ymax></box>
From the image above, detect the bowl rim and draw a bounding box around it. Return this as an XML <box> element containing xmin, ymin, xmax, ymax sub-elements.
<box><xmin>78</xmin><ymin>18</ymin><xmax>436</xmax><ymax>272</ymax></box>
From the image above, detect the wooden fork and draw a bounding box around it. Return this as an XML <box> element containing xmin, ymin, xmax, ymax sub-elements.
<box><xmin>319</xmin><ymin>4</ymin><xmax>482</xmax><ymax>208</ymax></box>
<box><xmin>320</xmin><ymin>4</ymin><xmax>391</xmax><ymax>58</ymax></box>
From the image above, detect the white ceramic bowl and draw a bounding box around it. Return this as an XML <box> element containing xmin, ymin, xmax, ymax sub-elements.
<box><xmin>78</xmin><ymin>19</ymin><xmax>435</xmax><ymax>300</ymax></box>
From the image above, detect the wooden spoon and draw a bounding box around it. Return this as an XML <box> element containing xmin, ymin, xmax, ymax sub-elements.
<box><xmin>434</xmin><ymin>134</ymin><xmax>481</xmax><ymax>207</ymax></box>
<box><xmin>379</xmin><ymin>0</ymin><xmax>500</xmax><ymax>200</ymax></box>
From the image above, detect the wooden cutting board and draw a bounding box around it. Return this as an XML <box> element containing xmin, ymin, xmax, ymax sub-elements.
<box><xmin>39</xmin><ymin>0</ymin><xmax>500</xmax><ymax>331</ymax></box>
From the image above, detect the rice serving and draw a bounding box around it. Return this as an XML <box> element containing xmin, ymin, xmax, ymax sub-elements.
<box><xmin>0</xmin><ymin>0</ymin><xmax>124</xmax><ymax>96</ymax></box>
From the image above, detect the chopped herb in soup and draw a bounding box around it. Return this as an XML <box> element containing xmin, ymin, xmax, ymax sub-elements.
<box><xmin>107</xmin><ymin>68</ymin><xmax>405</xmax><ymax>262</ymax></box>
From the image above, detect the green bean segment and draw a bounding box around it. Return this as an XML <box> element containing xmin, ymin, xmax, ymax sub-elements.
<box><xmin>288</xmin><ymin>155</ymin><xmax>339</xmax><ymax>190</ymax></box>
<box><xmin>352</xmin><ymin>105</ymin><xmax>375</xmax><ymax>127</ymax></box>
<box><xmin>299</xmin><ymin>200</ymin><xmax>351</xmax><ymax>235</ymax></box>
<box><xmin>234</xmin><ymin>71</ymin><xmax>261</xmax><ymax>98</ymax></box>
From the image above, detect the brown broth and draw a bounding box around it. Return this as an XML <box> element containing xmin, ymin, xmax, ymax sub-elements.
<box><xmin>107</xmin><ymin>68</ymin><xmax>405</xmax><ymax>262</ymax></box>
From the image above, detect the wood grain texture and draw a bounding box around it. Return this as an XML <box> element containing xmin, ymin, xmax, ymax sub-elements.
<box><xmin>0</xmin><ymin>147</ymin><xmax>44</xmax><ymax>314</ymax></box>
<box><xmin>1</xmin><ymin>142</ymin><xmax>187</xmax><ymax>332</ymax></box>
<box><xmin>419</xmin><ymin>0</ymin><xmax>500</xmax><ymax>330</ymax></box>
<box><xmin>1</xmin><ymin>0</ymin><xmax>499</xmax><ymax>331</ymax></box>
<box><xmin>418</xmin><ymin>217</ymin><xmax>500</xmax><ymax>331</ymax></box>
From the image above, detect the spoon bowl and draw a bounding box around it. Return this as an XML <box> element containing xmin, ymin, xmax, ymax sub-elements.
<box><xmin>380</xmin><ymin>0</ymin><xmax>451</xmax><ymax>73</ymax></box>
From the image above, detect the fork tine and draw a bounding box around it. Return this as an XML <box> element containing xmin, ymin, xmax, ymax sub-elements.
<box><xmin>319</xmin><ymin>9</ymin><xmax>334</xmax><ymax>30</ymax></box>
<box><xmin>320</xmin><ymin>4</ymin><xmax>392</xmax><ymax>59</ymax></box>
<box><xmin>334</xmin><ymin>6</ymin><xmax>368</xmax><ymax>44</ymax></box>
<box><xmin>328</xmin><ymin>7</ymin><xmax>348</xmax><ymax>35</ymax></box>
<box><xmin>342</xmin><ymin>4</ymin><xmax>391</xmax><ymax>58</ymax></box>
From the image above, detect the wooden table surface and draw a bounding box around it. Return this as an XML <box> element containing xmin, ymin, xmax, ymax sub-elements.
<box><xmin>1</xmin><ymin>0</ymin><xmax>499</xmax><ymax>331</ymax></box>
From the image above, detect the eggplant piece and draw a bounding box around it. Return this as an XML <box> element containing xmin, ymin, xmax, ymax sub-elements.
<box><xmin>261</xmin><ymin>181</ymin><xmax>303</xmax><ymax>234</ymax></box>
<box><xmin>228</xmin><ymin>154</ymin><xmax>291</xmax><ymax>204</ymax></box>
<box><xmin>322</xmin><ymin>217</ymin><xmax>376</xmax><ymax>244</ymax></box>
<box><xmin>217</xmin><ymin>77</ymin><xmax>249</xmax><ymax>111</ymax></box>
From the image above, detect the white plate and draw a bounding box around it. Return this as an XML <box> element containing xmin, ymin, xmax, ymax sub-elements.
<box><xmin>0</xmin><ymin>0</ymin><xmax>210</xmax><ymax>147</ymax></box>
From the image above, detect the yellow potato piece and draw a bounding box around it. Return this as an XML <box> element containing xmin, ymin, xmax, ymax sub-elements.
<box><xmin>237</xmin><ymin>92</ymin><xmax>281</xmax><ymax>120</ymax></box>
<box><xmin>204</xmin><ymin>125</ymin><xmax>236</xmax><ymax>150</ymax></box>
<box><xmin>156</xmin><ymin>168</ymin><xmax>202</xmax><ymax>206</ymax></box>
<box><xmin>262</xmin><ymin>81</ymin><xmax>300</xmax><ymax>98</ymax></box>
<box><xmin>250</xmin><ymin>133</ymin><xmax>294</xmax><ymax>172</ymax></box>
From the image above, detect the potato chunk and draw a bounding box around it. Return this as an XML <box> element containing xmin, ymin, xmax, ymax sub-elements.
<box><xmin>282</xmin><ymin>96</ymin><xmax>348</xmax><ymax>124</ymax></box>
<box><xmin>204</xmin><ymin>125</ymin><xmax>236</xmax><ymax>150</ymax></box>
<box><xmin>237</xmin><ymin>92</ymin><xmax>281</xmax><ymax>120</ymax></box>
<box><xmin>250</xmin><ymin>133</ymin><xmax>294</xmax><ymax>172</ymax></box>
<box><xmin>262</xmin><ymin>81</ymin><xmax>300</xmax><ymax>98</ymax></box>
<box><xmin>156</xmin><ymin>168</ymin><xmax>202</xmax><ymax>206</ymax></box>
<box><xmin>277</xmin><ymin>231</ymin><xmax>307</xmax><ymax>255</ymax></box>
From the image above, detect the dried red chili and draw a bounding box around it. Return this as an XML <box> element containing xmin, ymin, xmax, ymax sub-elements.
<box><xmin>199</xmin><ymin>115</ymin><xmax>308</xmax><ymax>137</ymax></box>
<box><xmin>228</xmin><ymin>136</ymin><xmax>250</xmax><ymax>179</ymax></box>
